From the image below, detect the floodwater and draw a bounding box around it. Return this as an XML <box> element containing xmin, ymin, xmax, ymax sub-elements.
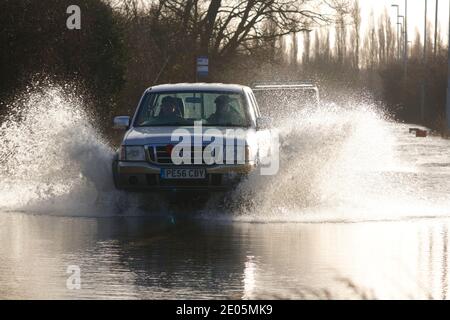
<box><xmin>1</xmin><ymin>86</ymin><xmax>450</xmax><ymax>299</ymax></box>
<box><xmin>1</xmin><ymin>213</ymin><xmax>450</xmax><ymax>299</ymax></box>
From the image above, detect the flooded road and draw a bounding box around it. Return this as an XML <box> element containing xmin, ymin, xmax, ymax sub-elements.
<box><xmin>2</xmin><ymin>87</ymin><xmax>450</xmax><ymax>299</ymax></box>
<box><xmin>1</xmin><ymin>213</ymin><xmax>450</xmax><ymax>299</ymax></box>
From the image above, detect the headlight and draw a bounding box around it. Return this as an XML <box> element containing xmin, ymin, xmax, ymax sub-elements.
<box><xmin>120</xmin><ymin>146</ymin><xmax>146</xmax><ymax>161</ymax></box>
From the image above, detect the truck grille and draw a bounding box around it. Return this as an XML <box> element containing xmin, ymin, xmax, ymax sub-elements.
<box><xmin>147</xmin><ymin>145</ymin><xmax>211</xmax><ymax>165</ymax></box>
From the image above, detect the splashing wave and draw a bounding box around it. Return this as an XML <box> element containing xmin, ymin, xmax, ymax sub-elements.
<box><xmin>0</xmin><ymin>85</ymin><xmax>143</xmax><ymax>216</ymax></box>
<box><xmin>203</xmin><ymin>101</ymin><xmax>450</xmax><ymax>222</ymax></box>
<box><xmin>2</xmin><ymin>85</ymin><xmax>450</xmax><ymax>222</ymax></box>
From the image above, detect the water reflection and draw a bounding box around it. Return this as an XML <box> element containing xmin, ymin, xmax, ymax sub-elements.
<box><xmin>1</xmin><ymin>213</ymin><xmax>450</xmax><ymax>299</ymax></box>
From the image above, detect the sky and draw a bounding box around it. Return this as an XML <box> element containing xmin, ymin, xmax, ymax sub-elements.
<box><xmin>361</xmin><ymin>0</ymin><xmax>450</xmax><ymax>44</ymax></box>
<box><xmin>290</xmin><ymin>0</ymin><xmax>450</xmax><ymax>62</ymax></box>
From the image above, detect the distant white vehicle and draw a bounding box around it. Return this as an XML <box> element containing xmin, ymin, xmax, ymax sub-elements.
<box><xmin>112</xmin><ymin>83</ymin><xmax>273</xmax><ymax>192</ymax></box>
<box><xmin>252</xmin><ymin>82</ymin><xmax>320</xmax><ymax>119</ymax></box>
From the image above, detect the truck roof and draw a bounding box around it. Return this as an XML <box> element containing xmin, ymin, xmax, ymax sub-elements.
<box><xmin>147</xmin><ymin>83</ymin><xmax>249</xmax><ymax>93</ymax></box>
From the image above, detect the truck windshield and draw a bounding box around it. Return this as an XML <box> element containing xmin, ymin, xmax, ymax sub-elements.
<box><xmin>134</xmin><ymin>91</ymin><xmax>250</xmax><ymax>127</ymax></box>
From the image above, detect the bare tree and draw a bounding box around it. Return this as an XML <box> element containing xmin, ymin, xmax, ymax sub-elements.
<box><xmin>157</xmin><ymin>0</ymin><xmax>332</xmax><ymax>59</ymax></box>
<box><xmin>327</xmin><ymin>0</ymin><xmax>351</xmax><ymax>65</ymax></box>
<box><xmin>382</xmin><ymin>8</ymin><xmax>396</xmax><ymax>63</ymax></box>
<box><xmin>411</xmin><ymin>28</ymin><xmax>422</xmax><ymax>59</ymax></box>
<box><xmin>291</xmin><ymin>32</ymin><xmax>299</xmax><ymax>67</ymax></box>
<box><xmin>303</xmin><ymin>26</ymin><xmax>311</xmax><ymax>65</ymax></box>
<box><xmin>362</xmin><ymin>10</ymin><xmax>378</xmax><ymax>69</ymax></box>
<box><xmin>377</xmin><ymin>14</ymin><xmax>386</xmax><ymax>65</ymax></box>
<box><xmin>350</xmin><ymin>0</ymin><xmax>361</xmax><ymax>69</ymax></box>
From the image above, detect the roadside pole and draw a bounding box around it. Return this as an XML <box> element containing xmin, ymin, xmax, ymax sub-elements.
<box><xmin>424</xmin><ymin>0</ymin><xmax>428</xmax><ymax>63</ymax></box>
<box><xmin>446</xmin><ymin>1</ymin><xmax>450</xmax><ymax>132</ymax></box>
<box><xmin>421</xmin><ymin>0</ymin><xmax>428</xmax><ymax>123</ymax></box>
<box><xmin>391</xmin><ymin>4</ymin><xmax>400</xmax><ymax>60</ymax></box>
<box><xmin>434</xmin><ymin>0</ymin><xmax>439</xmax><ymax>57</ymax></box>
<box><xmin>404</xmin><ymin>0</ymin><xmax>408</xmax><ymax>78</ymax></box>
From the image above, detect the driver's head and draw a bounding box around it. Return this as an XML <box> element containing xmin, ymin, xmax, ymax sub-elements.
<box><xmin>160</xmin><ymin>96</ymin><xmax>176</xmax><ymax>116</ymax></box>
<box><xmin>214</xmin><ymin>95</ymin><xmax>231</xmax><ymax>114</ymax></box>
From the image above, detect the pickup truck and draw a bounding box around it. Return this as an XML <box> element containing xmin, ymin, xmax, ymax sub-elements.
<box><xmin>112</xmin><ymin>83</ymin><xmax>272</xmax><ymax>192</ymax></box>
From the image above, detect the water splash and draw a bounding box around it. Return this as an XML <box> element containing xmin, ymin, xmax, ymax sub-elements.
<box><xmin>0</xmin><ymin>84</ymin><xmax>143</xmax><ymax>216</ymax></box>
<box><xmin>2</xmin><ymin>85</ymin><xmax>450</xmax><ymax>222</ymax></box>
<box><xmin>203</xmin><ymin>100</ymin><xmax>450</xmax><ymax>223</ymax></box>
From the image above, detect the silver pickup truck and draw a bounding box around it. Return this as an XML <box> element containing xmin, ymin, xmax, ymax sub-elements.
<box><xmin>112</xmin><ymin>83</ymin><xmax>272</xmax><ymax>192</ymax></box>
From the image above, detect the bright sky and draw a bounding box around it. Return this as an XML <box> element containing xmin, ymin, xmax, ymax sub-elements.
<box><xmin>361</xmin><ymin>0</ymin><xmax>450</xmax><ymax>44</ymax></box>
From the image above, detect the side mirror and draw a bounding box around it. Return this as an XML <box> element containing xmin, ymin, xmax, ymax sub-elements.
<box><xmin>256</xmin><ymin>117</ymin><xmax>272</xmax><ymax>130</ymax></box>
<box><xmin>113</xmin><ymin>116</ymin><xmax>130</xmax><ymax>130</ymax></box>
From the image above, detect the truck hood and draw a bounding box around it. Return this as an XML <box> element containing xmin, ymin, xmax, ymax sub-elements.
<box><xmin>123</xmin><ymin>126</ymin><xmax>256</xmax><ymax>146</ymax></box>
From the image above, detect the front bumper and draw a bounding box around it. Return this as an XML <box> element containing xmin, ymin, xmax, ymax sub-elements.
<box><xmin>115</xmin><ymin>161</ymin><xmax>255</xmax><ymax>192</ymax></box>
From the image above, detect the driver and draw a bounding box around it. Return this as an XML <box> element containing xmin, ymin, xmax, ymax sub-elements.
<box><xmin>158</xmin><ymin>96</ymin><xmax>182</xmax><ymax>122</ymax></box>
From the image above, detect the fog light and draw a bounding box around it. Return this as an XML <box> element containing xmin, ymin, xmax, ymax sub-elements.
<box><xmin>129</xmin><ymin>176</ymin><xmax>138</xmax><ymax>185</ymax></box>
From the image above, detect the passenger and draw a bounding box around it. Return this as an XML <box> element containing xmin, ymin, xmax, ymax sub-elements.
<box><xmin>208</xmin><ymin>95</ymin><xmax>243</xmax><ymax>125</ymax></box>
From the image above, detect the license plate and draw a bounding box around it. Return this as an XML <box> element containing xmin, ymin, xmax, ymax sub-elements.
<box><xmin>161</xmin><ymin>168</ymin><xmax>206</xmax><ymax>179</ymax></box>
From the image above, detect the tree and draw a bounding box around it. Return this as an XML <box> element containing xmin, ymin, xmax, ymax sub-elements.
<box><xmin>0</xmin><ymin>0</ymin><xmax>125</xmax><ymax>122</ymax></box>
<box><xmin>156</xmin><ymin>0</ymin><xmax>332</xmax><ymax>60</ymax></box>
<box><xmin>302</xmin><ymin>27</ymin><xmax>311</xmax><ymax>66</ymax></box>
<box><xmin>350</xmin><ymin>0</ymin><xmax>361</xmax><ymax>69</ymax></box>
<box><xmin>329</xmin><ymin>0</ymin><xmax>351</xmax><ymax>65</ymax></box>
